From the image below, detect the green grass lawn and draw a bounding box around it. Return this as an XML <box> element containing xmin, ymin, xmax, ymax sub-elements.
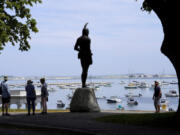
<box><xmin>0</xmin><ymin>108</ymin><xmax>69</xmax><ymax>113</ymax></box>
<box><xmin>96</xmin><ymin>112</ymin><xmax>180</xmax><ymax>130</ymax></box>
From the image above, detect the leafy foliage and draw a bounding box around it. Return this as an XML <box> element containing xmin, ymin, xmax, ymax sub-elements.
<box><xmin>0</xmin><ymin>0</ymin><xmax>42</xmax><ymax>52</ymax></box>
<box><xmin>135</xmin><ymin>0</ymin><xmax>152</xmax><ymax>12</ymax></box>
<box><xmin>141</xmin><ymin>0</ymin><xmax>152</xmax><ymax>12</ymax></box>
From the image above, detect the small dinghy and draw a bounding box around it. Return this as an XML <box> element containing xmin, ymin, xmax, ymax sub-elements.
<box><xmin>160</xmin><ymin>98</ymin><xmax>169</xmax><ymax>106</ymax></box>
<box><xmin>57</xmin><ymin>100</ymin><xmax>65</xmax><ymax>108</ymax></box>
<box><xmin>127</xmin><ymin>97</ymin><xmax>138</xmax><ymax>105</ymax></box>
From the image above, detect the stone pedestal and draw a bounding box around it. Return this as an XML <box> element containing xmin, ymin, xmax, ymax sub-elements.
<box><xmin>70</xmin><ymin>88</ymin><xmax>100</xmax><ymax>112</ymax></box>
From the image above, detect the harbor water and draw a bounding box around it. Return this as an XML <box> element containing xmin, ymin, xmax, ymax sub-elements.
<box><xmin>3</xmin><ymin>78</ymin><xmax>179</xmax><ymax>111</ymax></box>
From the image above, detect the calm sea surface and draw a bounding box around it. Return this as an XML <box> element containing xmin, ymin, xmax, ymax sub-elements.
<box><xmin>7</xmin><ymin>78</ymin><xmax>179</xmax><ymax>111</ymax></box>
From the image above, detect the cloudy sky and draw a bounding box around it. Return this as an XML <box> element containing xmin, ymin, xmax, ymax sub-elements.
<box><xmin>0</xmin><ymin>0</ymin><xmax>176</xmax><ymax>76</ymax></box>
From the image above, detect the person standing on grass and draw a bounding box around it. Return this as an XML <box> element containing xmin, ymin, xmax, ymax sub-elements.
<box><xmin>1</xmin><ymin>76</ymin><xmax>11</xmax><ymax>116</ymax></box>
<box><xmin>152</xmin><ymin>81</ymin><xmax>162</xmax><ymax>113</ymax></box>
<box><xmin>40</xmin><ymin>78</ymin><xmax>48</xmax><ymax>114</ymax></box>
<box><xmin>25</xmin><ymin>80</ymin><xmax>36</xmax><ymax>115</ymax></box>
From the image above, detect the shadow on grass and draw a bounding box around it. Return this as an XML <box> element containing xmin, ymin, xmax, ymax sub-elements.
<box><xmin>96</xmin><ymin>112</ymin><xmax>180</xmax><ymax>130</ymax></box>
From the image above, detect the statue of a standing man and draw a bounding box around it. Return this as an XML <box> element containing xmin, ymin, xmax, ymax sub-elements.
<box><xmin>74</xmin><ymin>23</ymin><xmax>93</xmax><ymax>88</ymax></box>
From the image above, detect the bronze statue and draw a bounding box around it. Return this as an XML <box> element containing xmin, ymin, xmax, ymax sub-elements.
<box><xmin>74</xmin><ymin>23</ymin><xmax>93</xmax><ymax>88</ymax></box>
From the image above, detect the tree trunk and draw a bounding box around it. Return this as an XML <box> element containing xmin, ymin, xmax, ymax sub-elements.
<box><xmin>149</xmin><ymin>0</ymin><xmax>180</xmax><ymax>112</ymax></box>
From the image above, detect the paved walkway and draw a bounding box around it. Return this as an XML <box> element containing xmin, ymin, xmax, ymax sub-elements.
<box><xmin>0</xmin><ymin>111</ymin><xmax>179</xmax><ymax>135</ymax></box>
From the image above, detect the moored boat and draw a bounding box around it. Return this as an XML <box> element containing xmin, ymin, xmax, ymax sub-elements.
<box><xmin>96</xmin><ymin>96</ymin><xmax>106</xmax><ymax>99</ymax></box>
<box><xmin>125</xmin><ymin>92</ymin><xmax>142</xmax><ymax>97</ymax></box>
<box><xmin>160</xmin><ymin>98</ymin><xmax>169</xmax><ymax>111</ymax></box>
<box><xmin>57</xmin><ymin>100</ymin><xmax>65</xmax><ymax>108</ymax></box>
<box><xmin>124</xmin><ymin>83</ymin><xmax>137</xmax><ymax>89</ymax></box>
<box><xmin>170</xmin><ymin>80</ymin><xmax>178</xmax><ymax>85</ymax></box>
<box><xmin>165</xmin><ymin>90</ymin><xmax>179</xmax><ymax>97</ymax></box>
<box><xmin>138</xmin><ymin>82</ymin><xmax>149</xmax><ymax>88</ymax></box>
<box><xmin>161</xmin><ymin>81</ymin><xmax>170</xmax><ymax>85</ymax></box>
<box><xmin>119</xmin><ymin>81</ymin><xmax>126</xmax><ymax>84</ymax></box>
<box><xmin>127</xmin><ymin>97</ymin><xmax>138</xmax><ymax>105</ymax></box>
<box><xmin>107</xmin><ymin>96</ymin><xmax>122</xmax><ymax>103</ymax></box>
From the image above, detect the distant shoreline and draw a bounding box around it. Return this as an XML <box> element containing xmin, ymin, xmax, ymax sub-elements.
<box><xmin>0</xmin><ymin>74</ymin><xmax>178</xmax><ymax>81</ymax></box>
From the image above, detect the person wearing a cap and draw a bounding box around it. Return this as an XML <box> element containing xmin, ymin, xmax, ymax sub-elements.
<box><xmin>152</xmin><ymin>81</ymin><xmax>162</xmax><ymax>113</ymax></box>
<box><xmin>1</xmin><ymin>76</ymin><xmax>11</xmax><ymax>116</ymax></box>
<box><xmin>74</xmin><ymin>23</ymin><xmax>93</xmax><ymax>88</ymax></box>
<box><xmin>25</xmin><ymin>80</ymin><xmax>36</xmax><ymax>115</ymax></box>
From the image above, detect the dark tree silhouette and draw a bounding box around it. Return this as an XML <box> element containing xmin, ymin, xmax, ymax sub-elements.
<box><xmin>0</xmin><ymin>0</ymin><xmax>42</xmax><ymax>52</ymax></box>
<box><xmin>141</xmin><ymin>0</ymin><xmax>180</xmax><ymax>113</ymax></box>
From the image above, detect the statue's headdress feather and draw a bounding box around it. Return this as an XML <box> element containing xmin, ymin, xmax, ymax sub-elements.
<box><xmin>83</xmin><ymin>23</ymin><xmax>88</xmax><ymax>29</ymax></box>
<box><xmin>82</xmin><ymin>23</ymin><xmax>89</xmax><ymax>35</ymax></box>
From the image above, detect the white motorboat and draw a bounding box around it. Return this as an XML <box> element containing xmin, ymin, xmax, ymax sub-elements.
<box><xmin>124</xmin><ymin>83</ymin><xmax>138</xmax><ymax>89</ymax></box>
<box><xmin>107</xmin><ymin>96</ymin><xmax>122</xmax><ymax>103</ymax></box>
<box><xmin>119</xmin><ymin>81</ymin><xmax>126</xmax><ymax>84</ymax></box>
<box><xmin>165</xmin><ymin>90</ymin><xmax>179</xmax><ymax>97</ymax></box>
<box><xmin>58</xmin><ymin>85</ymin><xmax>69</xmax><ymax>89</ymax></box>
<box><xmin>125</xmin><ymin>92</ymin><xmax>142</xmax><ymax>97</ymax></box>
<box><xmin>170</xmin><ymin>80</ymin><xmax>178</xmax><ymax>85</ymax></box>
<box><xmin>57</xmin><ymin>100</ymin><xmax>65</xmax><ymax>108</ymax></box>
<box><xmin>104</xmin><ymin>83</ymin><xmax>112</xmax><ymax>87</ymax></box>
<box><xmin>138</xmin><ymin>82</ymin><xmax>149</xmax><ymax>88</ymax></box>
<box><xmin>161</xmin><ymin>81</ymin><xmax>170</xmax><ymax>85</ymax></box>
<box><xmin>132</xmin><ymin>81</ymin><xmax>140</xmax><ymax>86</ymax></box>
<box><xmin>127</xmin><ymin>97</ymin><xmax>138</xmax><ymax>105</ymax></box>
<box><xmin>96</xmin><ymin>96</ymin><xmax>106</xmax><ymax>99</ymax></box>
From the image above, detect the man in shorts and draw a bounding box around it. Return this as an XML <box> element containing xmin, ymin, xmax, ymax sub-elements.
<box><xmin>152</xmin><ymin>81</ymin><xmax>162</xmax><ymax>113</ymax></box>
<box><xmin>1</xmin><ymin>76</ymin><xmax>11</xmax><ymax>116</ymax></box>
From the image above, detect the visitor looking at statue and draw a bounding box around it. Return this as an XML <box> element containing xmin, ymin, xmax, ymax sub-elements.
<box><xmin>1</xmin><ymin>76</ymin><xmax>11</xmax><ymax>116</ymax></box>
<box><xmin>40</xmin><ymin>78</ymin><xmax>49</xmax><ymax>114</ymax></box>
<box><xmin>25</xmin><ymin>80</ymin><xmax>36</xmax><ymax>115</ymax></box>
